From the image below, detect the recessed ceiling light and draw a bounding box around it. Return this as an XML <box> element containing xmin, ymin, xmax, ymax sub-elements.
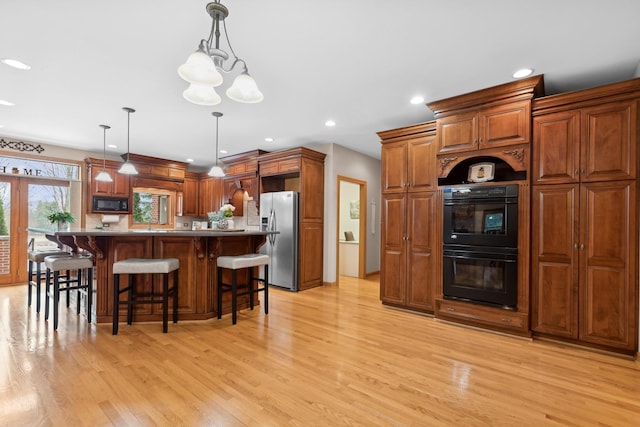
<box><xmin>265</xmin><ymin>137</ymin><xmax>273</xmax><ymax>142</ymax></box>
<box><xmin>0</xmin><ymin>125</ymin><xmax>4</xmax><ymax>128</ymax></box>
<box><xmin>325</xmin><ymin>120</ymin><xmax>336</xmax><ymax>127</ymax></box>
<box><xmin>220</xmin><ymin>149</ymin><xmax>227</xmax><ymax>154</ymax></box>
<box><xmin>0</xmin><ymin>100</ymin><xmax>15</xmax><ymax>106</ymax></box>
<box><xmin>1</xmin><ymin>58</ymin><xmax>31</xmax><ymax>70</ymax></box>
<box><xmin>410</xmin><ymin>96</ymin><xmax>425</xmax><ymax>105</ymax></box>
<box><xmin>513</xmin><ymin>68</ymin><xmax>533</xmax><ymax>78</ymax></box>
<box><xmin>107</xmin><ymin>144</ymin><xmax>118</xmax><ymax>149</ymax></box>
<box><xmin>186</xmin><ymin>158</ymin><xmax>194</xmax><ymax>163</ymax></box>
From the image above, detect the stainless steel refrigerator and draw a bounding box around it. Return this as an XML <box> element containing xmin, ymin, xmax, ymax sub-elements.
<box><xmin>260</xmin><ymin>191</ymin><xmax>299</xmax><ymax>291</ymax></box>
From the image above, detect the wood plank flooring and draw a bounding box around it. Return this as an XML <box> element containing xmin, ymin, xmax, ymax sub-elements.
<box><xmin>1</xmin><ymin>275</ymin><xmax>639</xmax><ymax>426</ymax></box>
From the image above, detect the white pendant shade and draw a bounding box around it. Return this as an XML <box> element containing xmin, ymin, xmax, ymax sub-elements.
<box><xmin>208</xmin><ymin>165</ymin><xmax>225</xmax><ymax>177</ymax></box>
<box><xmin>118</xmin><ymin>161</ymin><xmax>138</xmax><ymax>175</ymax></box>
<box><xmin>95</xmin><ymin>170</ymin><xmax>113</xmax><ymax>182</ymax></box>
<box><xmin>183</xmin><ymin>83</ymin><xmax>222</xmax><ymax>106</ymax></box>
<box><xmin>178</xmin><ymin>51</ymin><xmax>223</xmax><ymax>86</ymax></box>
<box><xmin>226</xmin><ymin>72</ymin><xmax>264</xmax><ymax>103</ymax></box>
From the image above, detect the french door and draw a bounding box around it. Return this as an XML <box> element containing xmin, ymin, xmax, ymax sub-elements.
<box><xmin>0</xmin><ymin>176</ymin><xmax>71</xmax><ymax>286</ymax></box>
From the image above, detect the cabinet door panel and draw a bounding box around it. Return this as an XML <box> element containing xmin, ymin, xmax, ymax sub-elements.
<box><xmin>406</xmin><ymin>192</ymin><xmax>435</xmax><ymax>311</ymax></box>
<box><xmin>532</xmin><ymin>111</ymin><xmax>580</xmax><ymax>184</ymax></box>
<box><xmin>408</xmin><ymin>135</ymin><xmax>436</xmax><ymax>192</ymax></box>
<box><xmin>479</xmin><ymin>100</ymin><xmax>529</xmax><ymax>149</ymax></box>
<box><xmin>381</xmin><ymin>194</ymin><xmax>406</xmax><ymax>304</ymax></box>
<box><xmin>579</xmin><ymin>181</ymin><xmax>636</xmax><ymax>350</ymax></box>
<box><xmin>582</xmin><ymin>101</ymin><xmax>636</xmax><ymax>182</ymax></box>
<box><xmin>437</xmin><ymin>111</ymin><xmax>477</xmax><ymax>154</ymax></box>
<box><xmin>381</xmin><ymin>141</ymin><xmax>407</xmax><ymax>193</ymax></box>
<box><xmin>531</xmin><ymin>185</ymin><xmax>579</xmax><ymax>337</ymax></box>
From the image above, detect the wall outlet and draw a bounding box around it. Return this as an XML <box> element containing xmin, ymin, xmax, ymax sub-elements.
<box><xmin>183</xmin><ymin>222</ymin><xmax>188</xmax><ymax>227</ymax></box>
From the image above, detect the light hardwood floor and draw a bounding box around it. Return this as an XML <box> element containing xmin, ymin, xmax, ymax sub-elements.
<box><xmin>1</xmin><ymin>275</ymin><xmax>639</xmax><ymax>426</ymax></box>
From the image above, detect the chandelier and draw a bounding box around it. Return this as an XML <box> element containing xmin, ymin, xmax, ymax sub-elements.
<box><xmin>178</xmin><ymin>1</ymin><xmax>263</xmax><ymax>106</ymax></box>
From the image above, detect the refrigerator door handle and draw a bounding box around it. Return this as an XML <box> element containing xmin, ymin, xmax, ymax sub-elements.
<box><xmin>268</xmin><ymin>210</ymin><xmax>276</xmax><ymax>245</ymax></box>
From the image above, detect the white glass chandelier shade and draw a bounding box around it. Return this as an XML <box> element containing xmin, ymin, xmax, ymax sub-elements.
<box><xmin>183</xmin><ymin>83</ymin><xmax>222</xmax><ymax>105</ymax></box>
<box><xmin>95</xmin><ymin>170</ymin><xmax>113</xmax><ymax>182</ymax></box>
<box><xmin>118</xmin><ymin>161</ymin><xmax>138</xmax><ymax>175</ymax></box>
<box><xmin>118</xmin><ymin>107</ymin><xmax>138</xmax><ymax>175</ymax></box>
<box><xmin>208</xmin><ymin>111</ymin><xmax>226</xmax><ymax>177</ymax></box>
<box><xmin>178</xmin><ymin>50</ymin><xmax>223</xmax><ymax>86</ymax></box>
<box><xmin>226</xmin><ymin>72</ymin><xmax>264</xmax><ymax>103</ymax></box>
<box><xmin>208</xmin><ymin>165</ymin><xmax>225</xmax><ymax>177</ymax></box>
<box><xmin>178</xmin><ymin>1</ymin><xmax>262</xmax><ymax>106</ymax></box>
<box><xmin>95</xmin><ymin>124</ymin><xmax>113</xmax><ymax>182</ymax></box>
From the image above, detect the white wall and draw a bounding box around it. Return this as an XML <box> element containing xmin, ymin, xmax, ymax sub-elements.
<box><xmin>308</xmin><ymin>142</ymin><xmax>381</xmax><ymax>284</ymax></box>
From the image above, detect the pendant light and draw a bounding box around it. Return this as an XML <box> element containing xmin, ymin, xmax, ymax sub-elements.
<box><xmin>118</xmin><ymin>107</ymin><xmax>138</xmax><ymax>175</ymax></box>
<box><xmin>94</xmin><ymin>124</ymin><xmax>113</xmax><ymax>182</ymax></box>
<box><xmin>208</xmin><ymin>112</ymin><xmax>225</xmax><ymax>177</ymax></box>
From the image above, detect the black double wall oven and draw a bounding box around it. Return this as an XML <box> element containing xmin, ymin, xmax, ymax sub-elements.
<box><xmin>442</xmin><ymin>184</ymin><xmax>519</xmax><ymax>309</ymax></box>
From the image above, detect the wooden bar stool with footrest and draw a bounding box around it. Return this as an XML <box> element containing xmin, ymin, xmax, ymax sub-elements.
<box><xmin>44</xmin><ymin>255</ymin><xmax>94</xmax><ymax>331</ymax></box>
<box><xmin>112</xmin><ymin>258</ymin><xmax>180</xmax><ymax>335</ymax></box>
<box><xmin>28</xmin><ymin>249</ymin><xmax>70</xmax><ymax>312</ymax></box>
<box><xmin>217</xmin><ymin>253</ymin><xmax>270</xmax><ymax>325</ymax></box>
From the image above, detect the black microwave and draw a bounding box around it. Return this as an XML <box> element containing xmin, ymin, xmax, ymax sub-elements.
<box><xmin>92</xmin><ymin>196</ymin><xmax>129</xmax><ymax>212</ymax></box>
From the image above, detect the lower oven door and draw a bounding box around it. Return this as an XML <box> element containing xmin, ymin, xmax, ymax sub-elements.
<box><xmin>443</xmin><ymin>247</ymin><xmax>518</xmax><ymax>309</ymax></box>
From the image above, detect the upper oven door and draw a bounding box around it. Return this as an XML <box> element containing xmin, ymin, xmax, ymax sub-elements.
<box><xmin>443</xmin><ymin>187</ymin><xmax>518</xmax><ymax>248</ymax></box>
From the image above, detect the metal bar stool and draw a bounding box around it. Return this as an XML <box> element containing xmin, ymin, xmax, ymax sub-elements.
<box><xmin>28</xmin><ymin>249</ymin><xmax>70</xmax><ymax>312</ymax></box>
<box><xmin>217</xmin><ymin>253</ymin><xmax>269</xmax><ymax>325</ymax></box>
<box><xmin>112</xmin><ymin>258</ymin><xmax>179</xmax><ymax>335</ymax></box>
<box><xmin>44</xmin><ymin>255</ymin><xmax>94</xmax><ymax>331</ymax></box>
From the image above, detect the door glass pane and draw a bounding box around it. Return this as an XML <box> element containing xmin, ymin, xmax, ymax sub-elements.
<box><xmin>0</xmin><ymin>181</ymin><xmax>10</xmax><ymax>274</ymax></box>
<box><xmin>27</xmin><ymin>183</ymin><xmax>70</xmax><ymax>250</ymax></box>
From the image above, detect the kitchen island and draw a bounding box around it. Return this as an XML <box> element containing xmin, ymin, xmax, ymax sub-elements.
<box><xmin>53</xmin><ymin>229</ymin><xmax>274</xmax><ymax>324</ymax></box>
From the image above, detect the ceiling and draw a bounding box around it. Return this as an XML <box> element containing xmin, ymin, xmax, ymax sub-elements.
<box><xmin>2</xmin><ymin>0</ymin><xmax>640</xmax><ymax>168</ymax></box>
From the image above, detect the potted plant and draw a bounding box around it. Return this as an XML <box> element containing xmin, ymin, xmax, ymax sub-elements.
<box><xmin>47</xmin><ymin>211</ymin><xmax>76</xmax><ymax>231</ymax></box>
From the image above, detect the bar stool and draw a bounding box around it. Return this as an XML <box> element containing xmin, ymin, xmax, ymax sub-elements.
<box><xmin>217</xmin><ymin>253</ymin><xmax>269</xmax><ymax>325</ymax></box>
<box><xmin>44</xmin><ymin>255</ymin><xmax>94</xmax><ymax>331</ymax></box>
<box><xmin>112</xmin><ymin>258</ymin><xmax>179</xmax><ymax>335</ymax></box>
<box><xmin>27</xmin><ymin>249</ymin><xmax>70</xmax><ymax>312</ymax></box>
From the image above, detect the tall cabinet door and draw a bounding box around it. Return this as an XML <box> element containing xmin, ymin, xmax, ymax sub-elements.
<box><xmin>531</xmin><ymin>185</ymin><xmax>579</xmax><ymax>338</ymax></box>
<box><xmin>579</xmin><ymin>181</ymin><xmax>637</xmax><ymax>350</ymax></box>
<box><xmin>532</xmin><ymin>111</ymin><xmax>580</xmax><ymax>184</ymax></box>
<box><xmin>381</xmin><ymin>141</ymin><xmax>407</xmax><ymax>193</ymax></box>
<box><xmin>408</xmin><ymin>135</ymin><xmax>437</xmax><ymax>192</ymax></box>
<box><xmin>581</xmin><ymin>101</ymin><xmax>636</xmax><ymax>182</ymax></box>
<box><xmin>406</xmin><ymin>191</ymin><xmax>436</xmax><ymax>311</ymax></box>
<box><xmin>380</xmin><ymin>193</ymin><xmax>406</xmax><ymax>305</ymax></box>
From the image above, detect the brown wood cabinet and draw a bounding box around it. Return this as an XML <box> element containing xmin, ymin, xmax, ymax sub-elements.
<box><xmin>533</xmin><ymin>100</ymin><xmax>636</xmax><ymax>184</ymax></box>
<box><xmin>531</xmin><ymin>78</ymin><xmax>640</xmax><ymax>353</ymax></box>
<box><xmin>429</xmin><ymin>75</ymin><xmax>544</xmax><ymax>155</ymax></box>
<box><xmin>531</xmin><ymin>182</ymin><xmax>637</xmax><ymax>351</ymax></box>
<box><xmin>85</xmin><ymin>158</ymin><xmax>131</xmax><ymax>213</ymax></box>
<box><xmin>378</xmin><ymin>122</ymin><xmax>437</xmax><ymax>312</ymax></box>
<box><xmin>197</xmin><ymin>175</ymin><xmax>224</xmax><ymax>217</ymax></box>
<box><xmin>180</xmin><ymin>172</ymin><xmax>199</xmax><ymax>217</ymax></box>
<box><xmin>259</xmin><ymin>147</ymin><xmax>326</xmax><ymax>290</ymax></box>
<box><xmin>436</xmin><ymin>100</ymin><xmax>530</xmax><ymax>154</ymax></box>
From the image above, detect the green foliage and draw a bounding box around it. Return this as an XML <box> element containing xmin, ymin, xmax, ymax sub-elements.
<box><xmin>47</xmin><ymin>211</ymin><xmax>75</xmax><ymax>224</ymax></box>
<box><xmin>133</xmin><ymin>192</ymin><xmax>153</xmax><ymax>223</ymax></box>
<box><xmin>0</xmin><ymin>202</ymin><xmax>7</xmax><ymax>235</ymax></box>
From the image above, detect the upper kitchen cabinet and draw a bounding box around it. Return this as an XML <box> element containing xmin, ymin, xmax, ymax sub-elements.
<box><xmin>428</xmin><ymin>75</ymin><xmax>544</xmax><ymax>155</ymax></box>
<box><xmin>85</xmin><ymin>157</ymin><xmax>131</xmax><ymax>212</ymax></box>
<box><xmin>533</xmin><ymin>80</ymin><xmax>639</xmax><ymax>184</ymax></box>
<box><xmin>179</xmin><ymin>171</ymin><xmax>199</xmax><ymax>217</ymax></box>
<box><xmin>380</xmin><ymin>122</ymin><xmax>437</xmax><ymax>194</ymax></box>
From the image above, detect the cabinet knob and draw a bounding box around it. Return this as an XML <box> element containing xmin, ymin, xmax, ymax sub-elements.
<box><xmin>580</xmin><ymin>244</ymin><xmax>585</xmax><ymax>250</ymax></box>
<box><xmin>501</xmin><ymin>318</ymin><xmax>512</xmax><ymax>324</ymax></box>
<box><xmin>575</xmin><ymin>169</ymin><xmax>579</xmax><ymax>176</ymax></box>
<box><xmin>447</xmin><ymin>307</ymin><xmax>455</xmax><ymax>312</ymax></box>
<box><xmin>574</xmin><ymin>243</ymin><xmax>578</xmax><ymax>250</ymax></box>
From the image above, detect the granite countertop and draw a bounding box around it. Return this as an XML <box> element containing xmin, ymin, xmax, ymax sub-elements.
<box><xmin>53</xmin><ymin>228</ymin><xmax>276</xmax><ymax>237</ymax></box>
